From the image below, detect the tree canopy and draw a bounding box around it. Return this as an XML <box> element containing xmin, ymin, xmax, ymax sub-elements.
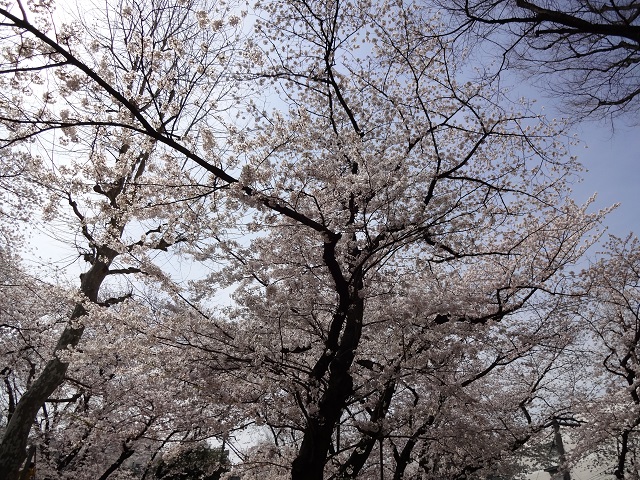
<box><xmin>0</xmin><ymin>0</ymin><xmax>636</xmax><ymax>479</ymax></box>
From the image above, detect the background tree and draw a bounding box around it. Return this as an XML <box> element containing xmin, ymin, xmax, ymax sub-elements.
<box><xmin>436</xmin><ymin>0</ymin><xmax>640</xmax><ymax>120</ymax></box>
<box><xmin>0</xmin><ymin>249</ymin><xmax>70</xmax><ymax>435</ymax></box>
<box><xmin>570</xmin><ymin>235</ymin><xmax>640</xmax><ymax>479</ymax></box>
<box><xmin>0</xmin><ymin>0</ymin><xmax>245</xmax><ymax>477</ymax></box>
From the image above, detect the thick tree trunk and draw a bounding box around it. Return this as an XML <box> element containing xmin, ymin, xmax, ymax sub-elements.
<box><xmin>291</xmin><ymin>286</ymin><xmax>364</xmax><ymax>480</ymax></box>
<box><xmin>291</xmin><ymin>361</ymin><xmax>355</xmax><ymax>480</ymax></box>
<box><xmin>0</xmin><ymin>257</ymin><xmax>113</xmax><ymax>480</ymax></box>
<box><xmin>0</xmin><ymin>354</ymin><xmax>76</xmax><ymax>479</ymax></box>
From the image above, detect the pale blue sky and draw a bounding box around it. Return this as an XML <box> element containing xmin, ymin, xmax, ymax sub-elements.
<box><xmin>496</xmin><ymin>68</ymin><xmax>640</xmax><ymax>245</ymax></box>
<box><xmin>570</xmin><ymin>121</ymin><xmax>640</xmax><ymax>241</ymax></box>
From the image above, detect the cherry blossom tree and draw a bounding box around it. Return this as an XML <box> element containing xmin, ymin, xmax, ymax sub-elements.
<box><xmin>0</xmin><ymin>0</ymin><xmax>245</xmax><ymax>477</ymax></box>
<box><xmin>182</xmin><ymin>0</ymin><xmax>607</xmax><ymax>478</ymax></box>
<box><xmin>0</xmin><ymin>249</ymin><xmax>70</xmax><ymax>434</ymax></box>
<box><xmin>569</xmin><ymin>235</ymin><xmax>640</xmax><ymax>479</ymax></box>
<box><xmin>0</xmin><ymin>253</ymin><xmax>241</xmax><ymax>479</ymax></box>
<box><xmin>0</xmin><ymin>0</ymin><xmax>614</xmax><ymax>478</ymax></box>
<box><xmin>25</xmin><ymin>292</ymin><xmax>246</xmax><ymax>480</ymax></box>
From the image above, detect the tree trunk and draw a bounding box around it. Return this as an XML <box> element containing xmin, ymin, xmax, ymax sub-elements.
<box><xmin>291</xmin><ymin>287</ymin><xmax>364</xmax><ymax>480</ymax></box>
<box><xmin>0</xmin><ymin>256</ymin><xmax>113</xmax><ymax>480</ymax></box>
